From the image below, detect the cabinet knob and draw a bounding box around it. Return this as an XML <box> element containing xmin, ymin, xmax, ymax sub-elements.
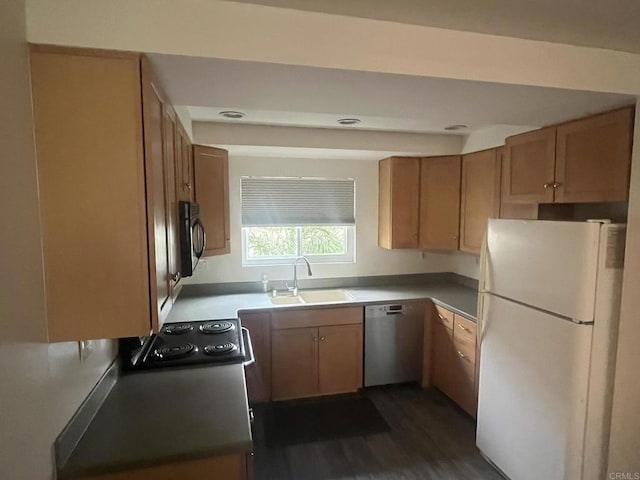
<box><xmin>543</xmin><ymin>183</ymin><xmax>553</xmax><ymax>189</ymax></box>
<box><xmin>169</xmin><ymin>272</ymin><xmax>180</xmax><ymax>282</ymax></box>
<box><xmin>312</xmin><ymin>337</ymin><xmax>317</xmax><ymax>342</ymax></box>
<box><xmin>320</xmin><ymin>336</ymin><xmax>326</xmax><ymax>341</ymax></box>
<box><xmin>184</xmin><ymin>182</ymin><xmax>192</xmax><ymax>190</ymax></box>
<box><xmin>452</xmin><ymin>235</ymin><xmax>458</xmax><ymax>240</ymax></box>
<box><xmin>552</xmin><ymin>182</ymin><xmax>562</xmax><ymax>188</ymax></box>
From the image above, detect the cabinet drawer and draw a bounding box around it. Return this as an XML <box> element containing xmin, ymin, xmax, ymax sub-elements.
<box><xmin>434</xmin><ymin>305</ymin><xmax>454</xmax><ymax>330</ymax></box>
<box><xmin>453</xmin><ymin>315</ymin><xmax>476</xmax><ymax>344</ymax></box>
<box><xmin>271</xmin><ymin>307</ymin><xmax>362</xmax><ymax>330</ymax></box>
<box><xmin>453</xmin><ymin>336</ymin><xmax>476</xmax><ymax>365</ymax></box>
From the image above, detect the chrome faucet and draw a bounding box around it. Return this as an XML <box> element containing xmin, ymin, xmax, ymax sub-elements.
<box><xmin>288</xmin><ymin>256</ymin><xmax>313</xmax><ymax>296</ymax></box>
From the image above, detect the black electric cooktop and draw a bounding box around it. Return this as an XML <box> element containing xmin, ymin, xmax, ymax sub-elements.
<box><xmin>121</xmin><ymin>318</ymin><xmax>251</xmax><ymax>370</ymax></box>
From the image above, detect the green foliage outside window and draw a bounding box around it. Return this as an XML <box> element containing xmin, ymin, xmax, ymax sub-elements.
<box><xmin>246</xmin><ymin>226</ymin><xmax>346</xmax><ymax>258</ymax></box>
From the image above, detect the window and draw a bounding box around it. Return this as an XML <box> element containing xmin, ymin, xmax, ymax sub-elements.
<box><xmin>241</xmin><ymin>177</ymin><xmax>355</xmax><ymax>265</ymax></box>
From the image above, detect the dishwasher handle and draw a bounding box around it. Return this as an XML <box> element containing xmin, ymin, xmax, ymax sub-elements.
<box><xmin>365</xmin><ymin>304</ymin><xmax>406</xmax><ymax>317</ymax></box>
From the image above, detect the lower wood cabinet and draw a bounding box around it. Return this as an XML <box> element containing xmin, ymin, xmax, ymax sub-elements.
<box><xmin>239</xmin><ymin>311</ymin><xmax>272</xmax><ymax>403</ymax></box>
<box><xmin>428</xmin><ymin>304</ymin><xmax>478</xmax><ymax>417</ymax></box>
<box><xmin>271</xmin><ymin>307</ymin><xmax>363</xmax><ymax>401</ymax></box>
<box><xmin>77</xmin><ymin>454</ymin><xmax>247</xmax><ymax>480</ymax></box>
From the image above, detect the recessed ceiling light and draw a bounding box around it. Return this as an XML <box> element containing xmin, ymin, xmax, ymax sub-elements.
<box><xmin>337</xmin><ymin>118</ymin><xmax>361</xmax><ymax>126</ymax></box>
<box><xmin>444</xmin><ymin>124</ymin><xmax>468</xmax><ymax>131</ymax></box>
<box><xmin>219</xmin><ymin>111</ymin><xmax>246</xmax><ymax>119</ymax></box>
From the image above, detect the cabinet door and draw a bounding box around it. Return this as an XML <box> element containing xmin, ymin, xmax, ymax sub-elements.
<box><xmin>555</xmin><ymin>107</ymin><xmax>633</xmax><ymax>203</ymax></box>
<box><xmin>141</xmin><ymin>56</ymin><xmax>171</xmax><ymax>329</ymax></box>
<box><xmin>460</xmin><ymin>149</ymin><xmax>501</xmax><ymax>255</ymax></box>
<box><xmin>378</xmin><ymin>157</ymin><xmax>420</xmax><ymax>249</ymax></box>
<box><xmin>272</xmin><ymin>327</ymin><xmax>319</xmax><ymax>400</ymax></box>
<box><xmin>503</xmin><ymin>127</ymin><xmax>556</xmax><ymax>203</ymax></box>
<box><xmin>239</xmin><ymin>312</ymin><xmax>272</xmax><ymax>403</ymax></box>
<box><xmin>431</xmin><ymin>321</ymin><xmax>453</xmax><ymax>398</ymax></box>
<box><xmin>318</xmin><ymin>324</ymin><xmax>363</xmax><ymax>395</ymax></box>
<box><xmin>193</xmin><ymin>145</ymin><xmax>230</xmax><ymax>256</ymax></box>
<box><xmin>451</xmin><ymin>315</ymin><xmax>477</xmax><ymax>417</ymax></box>
<box><xmin>419</xmin><ymin>156</ymin><xmax>461</xmax><ymax>250</ymax></box>
<box><xmin>163</xmin><ymin>105</ymin><xmax>180</xmax><ymax>294</ymax></box>
<box><xmin>175</xmin><ymin>124</ymin><xmax>194</xmax><ymax>202</ymax></box>
<box><xmin>498</xmin><ymin>147</ymin><xmax>539</xmax><ymax>220</ymax></box>
<box><xmin>30</xmin><ymin>46</ymin><xmax>151</xmax><ymax>341</ymax></box>
<box><xmin>78</xmin><ymin>454</ymin><xmax>246</xmax><ymax>480</ymax></box>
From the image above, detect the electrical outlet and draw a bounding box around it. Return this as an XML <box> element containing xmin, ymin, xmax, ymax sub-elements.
<box><xmin>78</xmin><ymin>340</ymin><xmax>94</xmax><ymax>362</ymax></box>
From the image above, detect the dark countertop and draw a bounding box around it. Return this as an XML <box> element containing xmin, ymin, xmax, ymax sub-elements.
<box><xmin>166</xmin><ymin>280</ymin><xmax>478</xmax><ymax>323</ymax></box>
<box><xmin>59</xmin><ymin>278</ymin><xmax>477</xmax><ymax>479</ymax></box>
<box><xmin>58</xmin><ymin>364</ymin><xmax>252</xmax><ymax>479</ymax></box>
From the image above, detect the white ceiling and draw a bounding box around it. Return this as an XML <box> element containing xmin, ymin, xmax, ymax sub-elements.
<box><xmin>227</xmin><ymin>0</ymin><xmax>640</xmax><ymax>54</ymax></box>
<box><xmin>149</xmin><ymin>54</ymin><xmax>633</xmax><ymax>135</ymax></box>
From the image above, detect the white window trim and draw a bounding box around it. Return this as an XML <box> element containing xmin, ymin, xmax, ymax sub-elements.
<box><xmin>241</xmin><ymin>226</ymin><xmax>355</xmax><ymax>266</ymax></box>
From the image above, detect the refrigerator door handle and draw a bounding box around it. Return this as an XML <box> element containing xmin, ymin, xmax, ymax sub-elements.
<box><xmin>477</xmin><ymin>293</ymin><xmax>486</xmax><ymax>344</ymax></box>
<box><xmin>478</xmin><ymin>233</ymin><xmax>489</xmax><ymax>293</ymax></box>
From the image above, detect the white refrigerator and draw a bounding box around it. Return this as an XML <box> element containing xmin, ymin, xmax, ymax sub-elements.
<box><xmin>476</xmin><ymin>219</ymin><xmax>626</xmax><ymax>480</ymax></box>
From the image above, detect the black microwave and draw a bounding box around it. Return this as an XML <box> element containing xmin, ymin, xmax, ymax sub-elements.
<box><xmin>179</xmin><ymin>201</ymin><xmax>206</xmax><ymax>277</ymax></box>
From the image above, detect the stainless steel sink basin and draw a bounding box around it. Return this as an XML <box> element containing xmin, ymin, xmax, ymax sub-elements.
<box><xmin>299</xmin><ymin>289</ymin><xmax>354</xmax><ymax>303</ymax></box>
<box><xmin>268</xmin><ymin>289</ymin><xmax>354</xmax><ymax>305</ymax></box>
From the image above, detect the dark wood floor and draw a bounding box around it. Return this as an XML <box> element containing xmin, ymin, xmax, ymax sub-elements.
<box><xmin>251</xmin><ymin>384</ymin><xmax>502</xmax><ymax>480</ymax></box>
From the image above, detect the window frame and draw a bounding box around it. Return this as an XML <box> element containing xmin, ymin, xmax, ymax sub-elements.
<box><xmin>241</xmin><ymin>225</ymin><xmax>356</xmax><ymax>266</ymax></box>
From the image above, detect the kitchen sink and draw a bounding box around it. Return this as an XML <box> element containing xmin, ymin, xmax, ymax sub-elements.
<box><xmin>300</xmin><ymin>289</ymin><xmax>354</xmax><ymax>303</ymax></box>
<box><xmin>269</xmin><ymin>295</ymin><xmax>304</xmax><ymax>305</ymax></box>
<box><xmin>268</xmin><ymin>289</ymin><xmax>354</xmax><ymax>305</ymax></box>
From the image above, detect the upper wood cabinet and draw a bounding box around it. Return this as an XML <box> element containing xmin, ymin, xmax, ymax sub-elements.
<box><xmin>378</xmin><ymin>157</ymin><xmax>421</xmax><ymax>249</ymax></box>
<box><xmin>460</xmin><ymin>149</ymin><xmax>501</xmax><ymax>255</ymax></box>
<box><xmin>30</xmin><ymin>46</ymin><xmax>152</xmax><ymax>341</ymax></box>
<box><xmin>30</xmin><ymin>46</ymin><xmax>190</xmax><ymax>341</ymax></box>
<box><xmin>555</xmin><ymin>107</ymin><xmax>634</xmax><ymax>203</ymax></box>
<box><xmin>504</xmin><ymin>107</ymin><xmax>634</xmax><ymax>205</ymax></box>
<box><xmin>175</xmin><ymin>123</ymin><xmax>194</xmax><ymax>203</ymax></box>
<box><xmin>193</xmin><ymin>146</ymin><xmax>230</xmax><ymax>256</ymax></box>
<box><xmin>503</xmin><ymin>127</ymin><xmax>557</xmax><ymax>204</ymax></box>
<box><xmin>419</xmin><ymin>156</ymin><xmax>461</xmax><ymax>251</ymax></box>
<box><xmin>497</xmin><ymin>147</ymin><xmax>539</xmax><ymax>220</ymax></box>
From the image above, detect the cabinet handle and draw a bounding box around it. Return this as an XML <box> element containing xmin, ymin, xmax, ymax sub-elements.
<box><xmin>458</xmin><ymin>323</ymin><xmax>472</xmax><ymax>334</ymax></box>
<box><xmin>553</xmin><ymin>182</ymin><xmax>562</xmax><ymax>188</ymax></box>
<box><xmin>169</xmin><ymin>272</ymin><xmax>180</xmax><ymax>282</ymax></box>
<box><xmin>184</xmin><ymin>182</ymin><xmax>192</xmax><ymax>190</ymax></box>
<box><xmin>457</xmin><ymin>351</ymin><xmax>470</xmax><ymax>362</ymax></box>
<box><xmin>438</xmin><ymin>314</ymin><xmax>449</xmax><ymax>323</ymax></box>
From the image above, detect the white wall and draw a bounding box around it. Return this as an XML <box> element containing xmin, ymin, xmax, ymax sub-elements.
<box><xmin>186</xmin><ymin>155</ymin><xmax>453</xmax><ymax>285</ymax></box>
<box><xmin>24</xmin><ymin>0</ymin><xmax>640</xmax><ymax>95</ymax></box>
<box><xmin>193</xmin><ymin>122</ymin><xmax>463</xmax><ymax>154</ymax></box>
<box><xmin>607</xmin><ymin>99</ymin><xmax>640</xmax><ymax>474</ymax></box>
<box><xmin>0</xmin><ymin>2</ymin><xmax>116</xmax><ymax>479</ymax></box>
<box><xmin>461</xmin><ymin>124</ymin><xmax>539</xmax><ymax>154</ymax></box>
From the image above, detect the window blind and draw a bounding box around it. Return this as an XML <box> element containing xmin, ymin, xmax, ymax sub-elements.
<box><xmin>241</xmin><ymin>177</ymin><xmax>355</xmax><ymax>226</ymax></box>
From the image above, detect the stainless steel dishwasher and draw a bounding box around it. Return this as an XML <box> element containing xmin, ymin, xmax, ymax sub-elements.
<box><xmin>364</xmin><ymin>303</ymin><xmax>424</xmax><ymax>387</ymax></box>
